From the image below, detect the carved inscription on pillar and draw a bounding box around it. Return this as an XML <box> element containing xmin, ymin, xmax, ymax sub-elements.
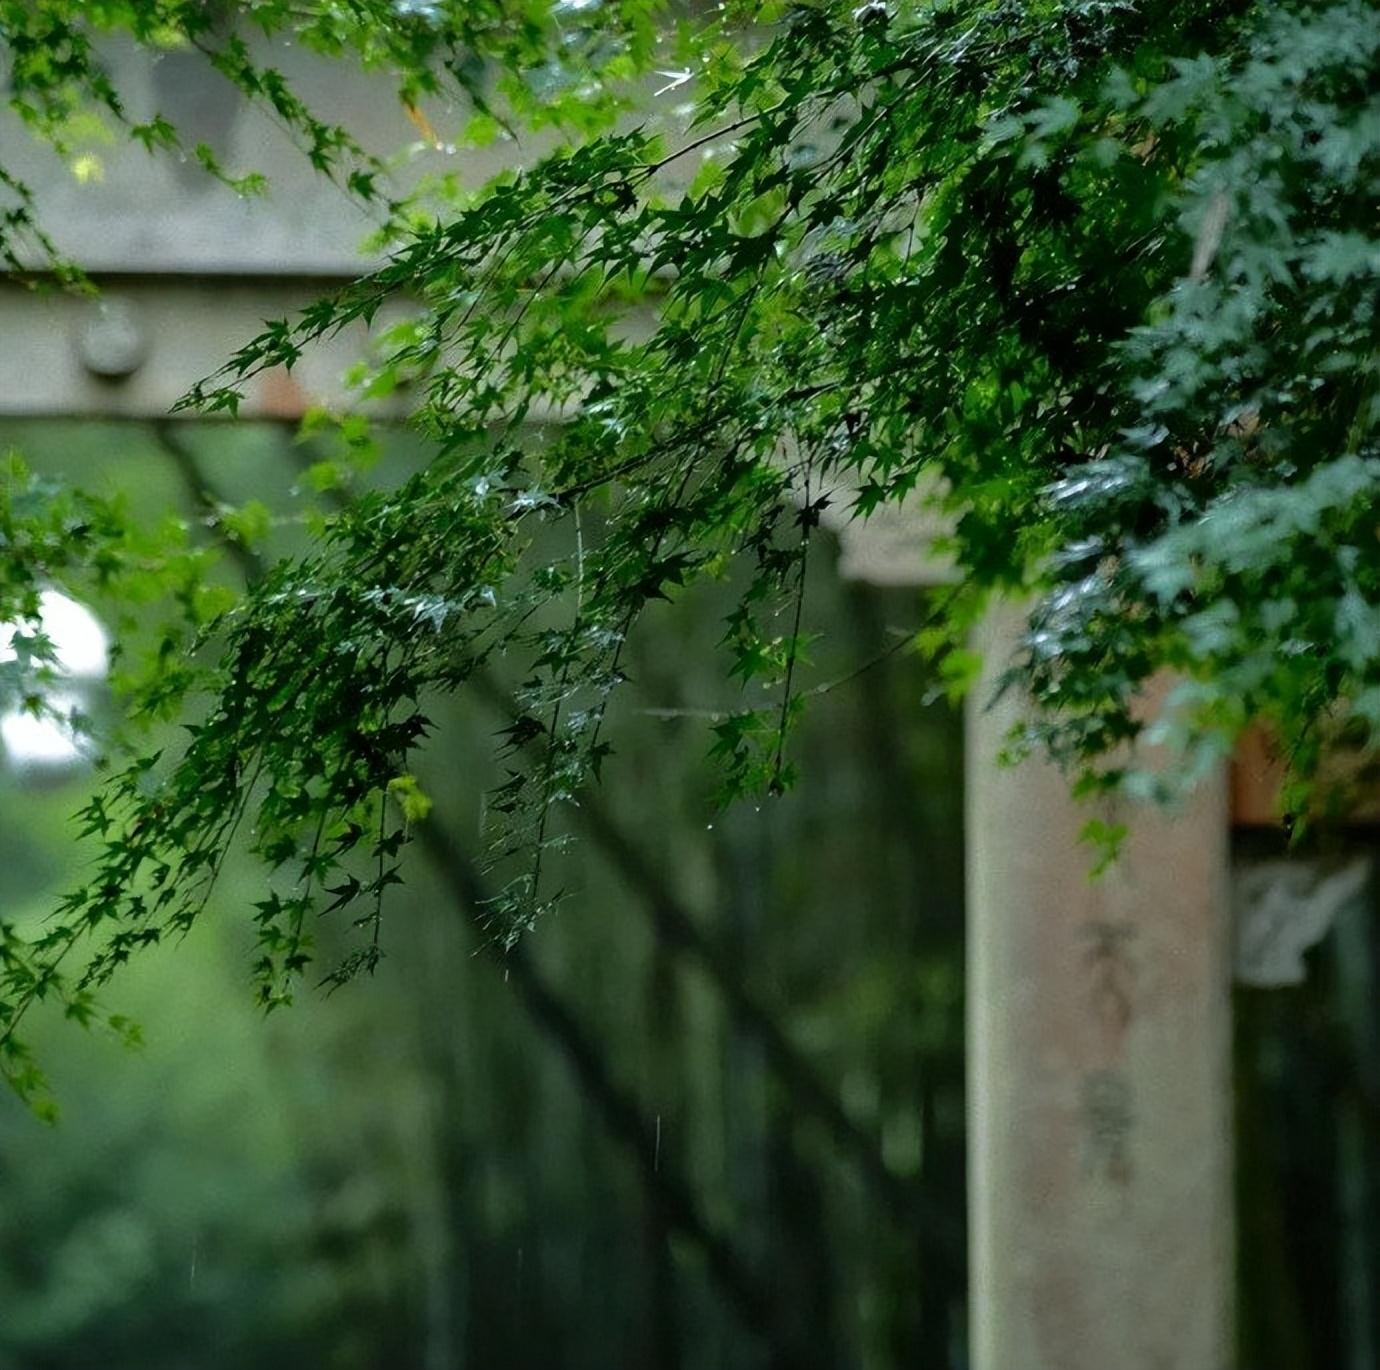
<box><xmin>1080</xmin><ymin>918</ymin><xmax>1137</xmax><ymax>1186</ymax></box>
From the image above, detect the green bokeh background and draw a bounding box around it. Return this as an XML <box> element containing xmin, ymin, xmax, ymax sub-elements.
<box><xmin>0</xmin><ymin>421</ymin><xmax>967</xmax><ymax>1370</ymax></box>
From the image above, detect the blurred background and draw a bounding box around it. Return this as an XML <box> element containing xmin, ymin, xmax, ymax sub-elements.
<box><xmin>2</xmin><ymin>26</ymin><xmax>1380</xmax><ymax>1370</ymax></box>
<box><xmin>4</xmin><ymin>426</ymin><xmax>1380</xmax><ymax>1370</ymax></box>
<box><xmin>0</xmin><ymin>34</ymin><xmax>976</xmax><ymax>1369</ymax></box>
<box><xmin>0</xmin><ymin>420</ymin><xmax>968</xmax><ymax>1370</ymax></box>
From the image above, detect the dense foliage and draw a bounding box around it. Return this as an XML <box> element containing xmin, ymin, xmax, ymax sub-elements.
<box><xmin>0</xmin><ymin>420</ymin><xmax>967</xmax><ymax>1368</ymax></box>
<box><xmin>1</xmin><ymin>0</ymin><xmax>1378</xmax><ymax>1103</ymax></box>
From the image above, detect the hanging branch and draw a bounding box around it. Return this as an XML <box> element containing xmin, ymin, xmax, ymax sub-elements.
<box><xmin>268</xmin><ymin>434</ymin><xmax>960</xmax><ymax>1264</ymax></box>
<box><xmin>154</xmin><ymin>422</ymin><xmax>790</xmax><ymax>1345</ymax></box>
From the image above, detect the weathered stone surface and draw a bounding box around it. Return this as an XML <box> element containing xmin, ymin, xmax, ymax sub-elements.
<box><xmin>821</xmin><ymin>480</ymin><xmax>956</xmax><ymax>587</ymax></box>
<box><xmin>0</xmin><ymin>279</ymin><xmax>407</xmax><ymax>418</ymax></box>
<box><xmin>1</xmin><ymin>40</ymin><xmax>471</xmax><ymax>275</ymax></box>
<box><xmin>1</xmin><ymin>39</ymin><xmax>696</xmax><ymax>279</ymax></box>
<box><xmin>966</xmin><ymin>605</ymin><xmax>1234</xmax><ymax>1370</ymax></box>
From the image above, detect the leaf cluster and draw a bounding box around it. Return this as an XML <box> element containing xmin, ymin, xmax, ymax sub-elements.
<box><xmin>3</xmin><ymin>0</ymin><xmax>1380</xmax><ymax>1102</ymax></box>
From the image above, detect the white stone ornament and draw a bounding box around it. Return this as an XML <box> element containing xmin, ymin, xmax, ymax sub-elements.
<box><xmin>1233</xmin><ymin>855</ymin><xmax>1371</xmax><ymax>987</ymax></box>
<box><xmin>76</xmin><ymin>297</ymin><xmax>149</xmax><ymax>379</ymax></box>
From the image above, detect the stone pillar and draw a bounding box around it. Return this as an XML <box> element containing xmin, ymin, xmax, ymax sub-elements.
<box><xmin>966</xmin><ymin>604</ymin><xmax>1234</xmax><ymax>1370</ymax></box>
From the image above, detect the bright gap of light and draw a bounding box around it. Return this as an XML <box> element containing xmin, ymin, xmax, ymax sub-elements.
<box><xmin>0</xmin><ymin>590</ymin><xmax>109</xmax><ymax>770</ymax></box>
